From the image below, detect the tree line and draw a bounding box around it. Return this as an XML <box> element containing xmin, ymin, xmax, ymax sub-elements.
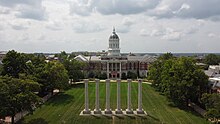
<box><xmin>0</xmin><ymin>50</ymin><xmax>85</xmax><ymax>123</ymax></box>
<box><xmin>148</xmin><ymin>53</ymin><xmax>220</xmax><ymax>122</ymax></box>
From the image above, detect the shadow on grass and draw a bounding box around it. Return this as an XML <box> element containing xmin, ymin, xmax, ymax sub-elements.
<box><xmin>18</xmin><ymin>118</ymin><xmax>48</xmax><ymax>124</ymax></box>
<box><xmin>71</xmin><ymin>83</ymin><xmax>84</xmax><ymax>89</ymax></box>
<box><xmin>45</xmin><ymin>93</ymin><xmax>74</xmax><ymax>106</ymax></box>
<box><xmin>167</xmin><ymin>102</ymin><xmax>205</xmax><ymax>118</ymax></box>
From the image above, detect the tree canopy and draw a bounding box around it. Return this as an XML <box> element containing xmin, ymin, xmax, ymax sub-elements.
<box><xmin>2</xmin><ymin>50</ymin><xmax>28</xmax><ymax>78</ymax></box>
<box><xmin>148</xmin><ymin>53</ymin><xmax>208</xmax><ymax>106</ymax></box>
<box><xmin>201</xmin><ymin>93</ymin><xmax>220</xmax><ymax>122</ymax></box>
<box><xmin>38</xmin><ymin>61</ymin><xmax>69</xmax><ymax>94</ymax></box>
<box><xmin>204</xmin><ymin>54</ymin><xmax>220</xmax><ymax>65</ymax></box>
<box><xmin>0</xmin><ymin>76</ymin><xmax>41</xmax><ymax>124</ymax></box>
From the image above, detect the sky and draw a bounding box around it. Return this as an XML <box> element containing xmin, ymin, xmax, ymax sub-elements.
<box><xmin>0</xmin><ymin>0</ymin><xmax>220</xmax><ymax>53</ymax></box>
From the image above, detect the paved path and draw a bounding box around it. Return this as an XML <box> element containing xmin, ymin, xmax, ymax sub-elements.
<box><xmin>188</xmin><ymin>102</ymin><xmax>206</xmax><ymax>117</ymax></box>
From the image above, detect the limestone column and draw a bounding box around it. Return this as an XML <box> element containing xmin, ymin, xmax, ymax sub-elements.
<box><xmin>94</xmin><ymin>79</ymin><xmax>101</xmax><ymax>114</ymax></box>
<box><xmin>137</xmin><ymin>79</ymin><xmax>144</xmax><ymax>114</ymax></box>
<box><xmin>126</xmin><ymin>79</ymin><xmax>133</xmax><ymax>114</ymax></box>
<box><xmin>115</xmin><ymin>79</ymin><xmax>123</xmax><ymax>114</ymax></box>
<box><xmin>119</xmin><ymin>62</ymin><xmax>122</xmax><ymax>79</ymax></box>
<box><xmin>105</xmin><ymin>79</ymin><xmax>112</xmax><ymax>114</ymax></box>
<box><xmin>83</xmin><ymin>79</ymin><xmax>91</xmax><ymax>114</ymax></box>
<box><xmin>107</xmin><ymin>62</ymin><xmax>109</xmax><ymax>79</ymax></box>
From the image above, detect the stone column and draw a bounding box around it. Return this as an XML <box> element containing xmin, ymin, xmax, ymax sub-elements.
<box><xmin>115</xmin><ymin>79</ymin><xmax>123</xmax><ymax>114</ymax></box>
<box><xmin>83</xmin><ymin>79</ymin><xmax>91</xmax><ymax>114</ymax></box>
<box><xmin>94</xmin><ymin>79</ymin><xmax>101</xmax><ymax>114</ymax></box>
<box><xmin>119</xmin><ymin>62</ymin><xmax>122</xmax><ymax>79</ymax></box>
<box><xmin>105</xmin><ymin>79</ymin><xmax>112</xmax><ymax>114</ymax></box>
<box><xmin>112</xmin><ymin>63</ymin><xmax>113</xmax><ymax>72</ymax></box>
<box><xmin>126</xmin><ymin>79</ymin><xmax>133</xmax><ymax>114</ymax></box>
<box><xmin>137</xmin><ymin>79</ymin><xmax>144</xmax><ymax>114</ymax></box>
<box><xmin>107</xmin><ymin>62</ymin><xmax>109</xmax><ymax>79</ymax></box>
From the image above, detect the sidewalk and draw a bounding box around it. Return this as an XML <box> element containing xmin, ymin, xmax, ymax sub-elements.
<box><xmin>188</xmin><ymin>102</ymin><xmax>206</xmax><ymax>117</ymax></box>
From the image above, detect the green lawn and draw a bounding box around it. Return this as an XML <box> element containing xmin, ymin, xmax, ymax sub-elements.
<box><xmin>20</xmin><ymin>82</ymin><xmax>210</xmax><ymax>124</ymax></box>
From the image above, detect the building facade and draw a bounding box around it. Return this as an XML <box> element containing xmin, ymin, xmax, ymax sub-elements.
<box><xmin>75</xmin><ymin>28</ymin><xmax>156</xmax><ymax>79</ymax></box>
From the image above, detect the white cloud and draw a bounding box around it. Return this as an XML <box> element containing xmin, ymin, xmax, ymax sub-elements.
<box><xmin>0</xmin><ymin>0</ymin><xmax>220</xmax><ymax>53</ymax></box>
<box><xmin>208</xmin><ymin>33</ymin><xmax>216</xmax><ymax>38</ymax></box>
<box><xmin>69</xmin><ymin>0</ymin><xmax>95</xmax><ymax>16</ymax></box>
<box><xmin>72</xmin><ymin>20</ymin><xmax>106</xmax><ymax>33</ymax></box>
<box><xmin>122</xmin><ymin>17</ymin><xmax>135</xmax><ymax>26</ymax></box>
<box><xmin>148</xmin><ymin>0</ymin><xmax>220</xmax><ymax>20</ymax></box>
<box><xmin>69</xmin><ymin>0</ymin><xmax>160</xmax><ymax>16</ymax></box>
<box><xmin>37</xmin><ymin>34</ymin><xmax>45</xmax><ymax>40</ymax></box>
<box><xmin>0</xmin><ymin>6</ymin><xmax>10</xmax><ymax>14</ymax></box>
<box><xmin>139</xmin><ymin>29</ymin><xmax>149</xmax><ymax>36</ymax></box>
<box><xmin>140</xmin><ymin>26</ymin><xmax>183</xmax><ymax>41</ymax></box>
<box><xmin>161</xmin><ymin>28</ymin><xmax>182</xmax><ymax>41</ymax></box>
<box><xmin>8</xmin><ymin>20</ymin><xmax>31</xmax><ymax>30</ymax></box>
<box><xmin>173</xmin><ymin>3</ymin><xmax>190</xmax><ymax>14</ymax></box>
<box><xmin>0</xmin><ymin>0</ymin><xmax>47</xmax><ymax>20</ymax></box>
<box><xmin>45</xmin><ymin>21</ymin><xmax>63</xmax><ymax>30</ymax></box>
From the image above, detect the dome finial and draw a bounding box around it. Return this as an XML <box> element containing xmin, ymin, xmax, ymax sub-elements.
<box><xmin>113</xmin><ymin>26</ymin><xmax>115</xmax><ymax>33</ymax></box>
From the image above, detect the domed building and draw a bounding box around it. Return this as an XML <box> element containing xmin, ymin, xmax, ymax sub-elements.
<box><xmin>74</xmin><ymin>28</ymin><xmax>157</xmax><ymax>79</ymax></box>
<box><xmin>108</xmin><ymin>27</ymin><xmax>120</xmax><ymax>56</ymax></box>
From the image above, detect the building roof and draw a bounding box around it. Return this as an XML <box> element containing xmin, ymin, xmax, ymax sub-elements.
<box><xmin>74</xmin><ymin>55</ymin><xmax>88</xmax><ymax>62</ymax></box>
<box><xmin>127</xmin><ymin>54</ymin><xmax>157</xmax><ymax>62</ymax></box>
<box><xmin>204</xmin><ymin>70</ymin><xmax>215</xmax><ymax>77</ymax></box>
<box><xmin>75</xmin><ymin>54</ymin><xmax>157</xmax><ymax>63</ymax></box>
<box><xmin>109</xmin><ymin>28</ymin><xmax>119</xmax><ymax>39</ymax></box>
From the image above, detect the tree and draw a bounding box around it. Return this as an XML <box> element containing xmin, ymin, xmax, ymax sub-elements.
<box><xmin>159</xmin><ymin>52</ymin><xmax>174</xmax><ymax>60</ymax></box>
<box><xmin>201</xmin><ymin>93</ymin><xmax>220</xmax><ymax>122</ymax></box>
<box><xmin>204</xmin><ymin>54</ymin><xmax>220</xmax><ymax>65</ymax></box>
<box><xmin>57</xmin><ymin>51</ymin><xmax>68</xmax><ymax>62</ymax></box>
<box><xmin>38</xmin><ymin>61</ymin><xmax>69</xmax><ymax>94</ymax></box>
<box><xmin>0</xmin><ymin>76</ymin><xmax>41</xmax><ymax>124</ymax></box>
<box><xmin>62</xmin><ymin>59</ymin><xmax>85</xmax><ymax>82</ymax></box>
<box><xmin>2</xmin><ymin>50</ymin><xmax>28</xmax><ymax>78</ymax></box>
<box><xmin>127</xmin><ymin>71</ymin><xmax>137</xmax><ymax>80</ymax></box>
<box><xmin>121</xmin><ymin>72</ymin><xmax>127</xmax><ymax>79</ymax></box>
<box><xmin>99</xmin><ymin>72</ymin><xmax>107</xmax><ymax>79</ymax></box>
<box><xmin>148</xmin><ymin>55</ymin><xmax>208</xmax><ymax>106</ymax></box>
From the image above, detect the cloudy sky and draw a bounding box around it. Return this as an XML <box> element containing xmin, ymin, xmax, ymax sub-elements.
<box><xmin>0</xmin><ymin>0</ymin><xmax>220</xmax><ymax>53</ymax></box>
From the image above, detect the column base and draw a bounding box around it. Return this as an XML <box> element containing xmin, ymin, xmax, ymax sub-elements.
<box><xmin>115</xmin><ymin>109</ymin><xmax>123</xmax><ymax>114</ymax></box>
<box><xmin>126</xmin><ymin>109</ymin><xmax>134</xmax><ymax>114</ymax></box>
<box><xmin>94</xmin><ymin>109</ymin><xmax>102</xmax><ymax>114</ymax></box>
<box><xmin>104</xmin><ymin>109</ymin><xmax>112</xmax><ymax>114</ymax></box>
<box><xmin>136</xmin><ymin>109</ymin><xmax>145</xmax><ymax>114</ymax></box>
<box><xmin>80</xmin><ymin>109</ymin><xmax>91</xmax><ymax>115</ymax></box>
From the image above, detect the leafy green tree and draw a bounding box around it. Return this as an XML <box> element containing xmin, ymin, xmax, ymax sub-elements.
<box><xmin>62</xmin><ymin>59</ymin><xmax>85</xmax><ymax>82</ymax></box>
<box><xmin>121</xmin><ymin>72</ymin><xmax>127</xmax><ymax>80</ymax></box>
<box><xmin>38</xmin><ymin>61</ymin><xmax>69</xmax><ymax>94</ymax></box>
<box><xmin>0</xmin><ymin>76</ymin><xmax>41</xmax><ymax>124</ymax></box>
<box><xmin>55</xmin><ymin>51</ymin><xmax>68</xmax><ymax>62</ymax></box>
<box><xmin>127</xmin><ymin>71</ymin><xmax>137</xmax><ymax>80</ymax></box>
<box><xmin>0</xmin><ymin>64</ymin><xmax>3</xmax><ymax>75</ymax></box>
<box><xmin>99</xmin><ymin>72</ymin><xmax>107</xmax><ymax>79</ymax></box>
<box><xmin>148</xmin><ymin>55</ymin><xmax>208</xmax><ymax>106</ymax></box>
<box><xmin>201</xmin><ymin>93</ymin><xmax>220</xmax><ymax>122</ymax></box>
<box><xmin>2</xmin><ymin>50</ymin><xmax>28</xmax><ymax>78</ymax></box>
<box><xmin>88</xmin><ymin>71</ymin><xmax>95</xmax><ymax>78</ymax></box>
<box><xmin>159</xmin><ymin>52</ymin><xmax>174</xmax><ymax>60</ymax></box>
<box><xmin>204</xmin><ymin>54</ymin><xmax>220</xmax><ymax>65</ymax></box>
<box><xmin>148</xmin><ymin>53</ymin><xmax>175</xmax><ymax>88</ymax></box>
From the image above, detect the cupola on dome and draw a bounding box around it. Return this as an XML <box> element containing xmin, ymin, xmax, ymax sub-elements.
<box><xmin>109</xmin><ymin>28</ymin><xmax>119</xmax><ymax>39</ymax></box>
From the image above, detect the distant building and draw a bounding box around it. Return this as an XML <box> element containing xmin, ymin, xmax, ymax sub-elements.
<box><xmin>75</xmin><ymin>28</ymin><xmax>157</xmax><ymax>79</ymax></box>
<box><xmin>0</xmin><ymin>51</ymin><xmax>7</xmax><ymax>65</ymax></box>
<box><xmin>204</xmin><ymin>64</ymin><xmax>220</xmax><ymax>78</ymax></box>
<box><xmin>209</xmin><ymin>77</ymin><xmax>220</xmax><ymax>94</ymax></box>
